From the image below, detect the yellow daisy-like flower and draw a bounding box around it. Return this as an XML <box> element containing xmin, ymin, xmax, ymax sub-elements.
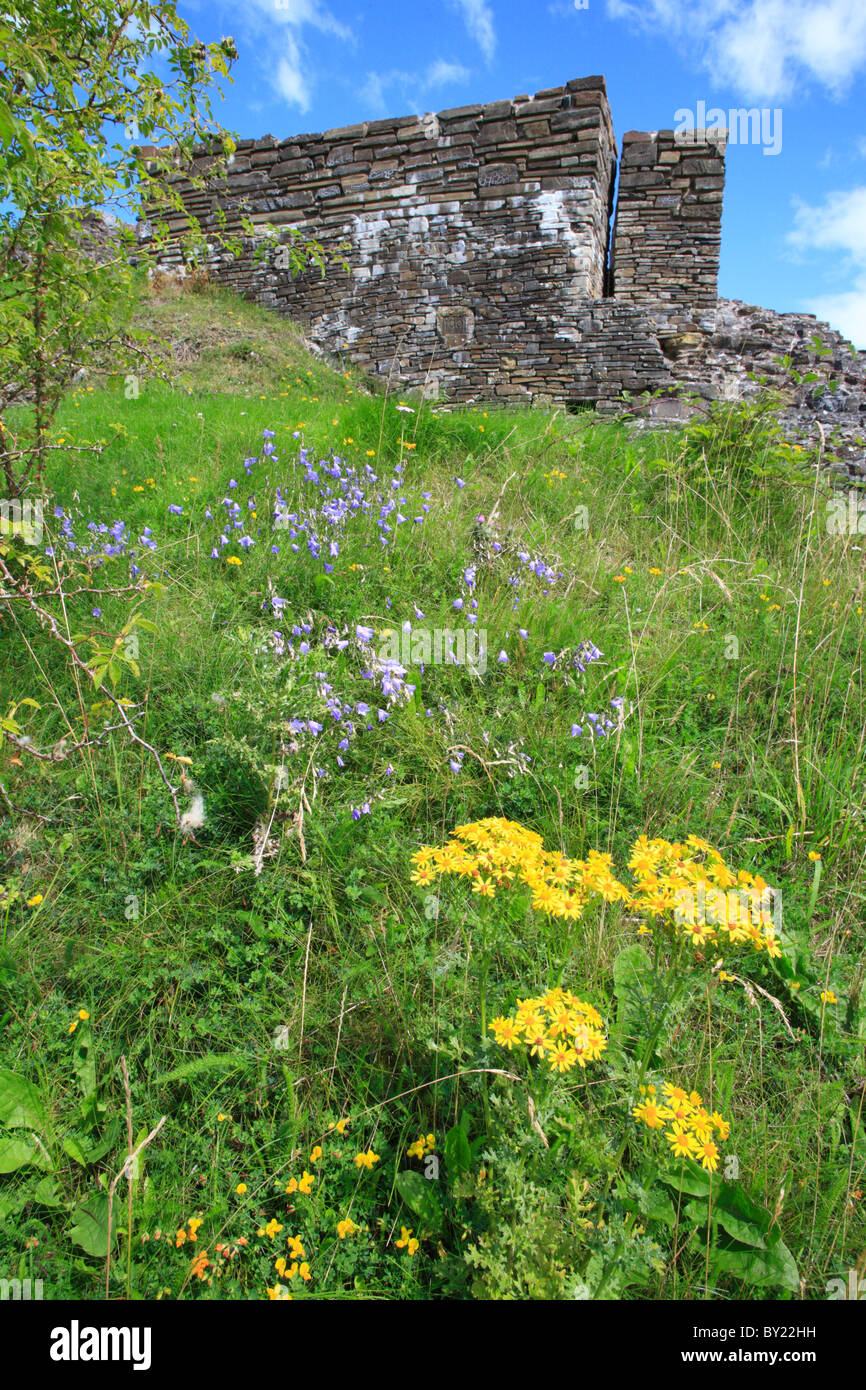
<box><xmin>696</xmin><ymin>1137</ymin><xmax>720</xmax><ymax>1172</ymax></box>
<box><xmin>632</xmin><ymin>1099</ymin><xmax>666</xmax><ymax>1130</ymax></box>
<box><xmin>667</xmin><ymin>1124</ymin><xmax>699</xmax><ymax>1160</ymax></box>
<box><xmin>488</xmin><ymin>1017</ymin><xmax>520</xmax><ymax>1050</ymax></box>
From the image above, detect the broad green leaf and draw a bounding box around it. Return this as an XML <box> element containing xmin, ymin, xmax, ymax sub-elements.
<box><xmin>712</xmin><ymin>1236</ymin><xmax>799</xmax><ymax>1293</ymax></box>
<box><xmin>72</xmin><ymin>1030</ymin><xmax>97</xmax><ymax>1101</ymax></box>
<box><xmin>443</xmin><ymin>1122</ymin><xmax>472</xmax><ymax>1180</ymax></box>
<box><xmin>62</xmin><ymin>1133</ymin><xmax>89</xmax><ymax>1166</ymax></box>
<box><xmin>33</xmin><ymin>1176</ymin><xmax>66</xmax><ymax>1207</ymax></box>
<box><xmin>0</xmin><ymin>1130</ymin><xmax>51</xmax><ymax>1173</ymax></box>
<box><xmin>0</xmin><ymin>1069</ymin><xmax>48</xmax><ymax>1133</ymax></box>
<box><xmin>70</xmin><ymin>1191</ymin><xmax>114</xmax><ymax>1258</ymax></box>
<box><xmin>395</xmin><ymin>1169</ymin><xmax>443</xmax><ymax>1235</ymax></box>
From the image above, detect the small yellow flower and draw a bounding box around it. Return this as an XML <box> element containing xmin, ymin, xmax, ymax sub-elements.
<box><xmin>26</xmin><ymin>894</ymin><xmax>43</xmax><ymax>907</ymax></box>
<box><xmin>396</xmin><ymin>1225</ymin><xmax>419</xmax><ymax>1255</ymax></box>
<box><xmin>264</xmin><ymin>1218</ymin><xmax>284</xmax><ymax>1240</ymax></box>
<box><xmin>236</xmin><ymin>1183</ymin><xmax>247</xmax><ymax>1195</ymax></box>
<box><xmin>354</xmin><ymin>1150</ymin><xmax>380</xmax><ymax>1169</ymax></box>
<box><xmin>310</xmin><ymin>1145</ymin><xmax>322</xmax><ymax>1163</ymax></box>
<box><xmin>267</xmin><ymin>1284</ymin><xmax>291</xmax><ymax>1300</ymax></box>
<box><xmin>337</xmin><ymin>1217</ymin><xmax>359</xmax><ymax>1239</ymax></box>
<box><xmin>225</xmin><ymin>555</ymin><xmax>242</xmax><ymax>566</ymax></box>
<box><xmin>297</xmin><ymin>1170</ymin><xmax>315</xmax><ymax>1194</ymax></box>
<box><xmin>820</xmin><ymin>990</ymin><xmax>837</xmax><ymax>1005</ymax></box>
<box><xmin>78</xmin><ymin>1009</ymin><xmax>89</xmax><ymax>1021</ymax></box>
<box><xmin>808</xmin><ymin>851</ymin><xmax>821</xmax><ymax>862</ymax></box>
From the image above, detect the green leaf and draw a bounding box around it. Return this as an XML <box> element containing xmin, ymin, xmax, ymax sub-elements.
<box><xmin>70</xmin><ymin>1191</ymin><xmax>114</xmax><ymax>1258</ymax></box>
<box><xmin>712</xmin><ymin>1235</ymin><xmax>799</xmax><ymax>1293</ymax></box>
<box><xmin>0</xmin><ymin>1130</ymin><xmax>51</xmax><ymax>1172</ymax></box>
<box><xmin>443</xmin><ymin>1122</ymin><xmax>472</xmax><ymax>1180</ymax></box>
<box><xmin>0</xmin><ymin>1190</ymin><xmax>29</xmax><ymax>1222</ymax></box>
<box><xmin>71</xmin><ymin>1029</ymin><xmax>97</xmax><ymax>1102</ymax></box>
<box><xmin>33</xmin><ymin>1176</ymin><xmax>67</xmax><ymax>1208</ymax></box>
<box><xmin>611</xmin><ymin>943</ymin><xmax>657</xmax><ymax>1056</ymax></box>
<box><xmin>0</xmin><ymin>1069</ymin><xmax>49</xmax><ymax>1133</ymax></box>
<box><xmin>395</xmin><ymin>1169</ymin><xmax>443</xmax><ymax>1235</ymax></box>
<box><xmin>62</xmin><ymin>1133</ymin><xmax>90</xmax><ymax>1166</ymax></box>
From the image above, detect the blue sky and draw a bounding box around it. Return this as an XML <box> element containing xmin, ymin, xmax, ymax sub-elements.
<box><xmin>177</xmin><ymin>0</ymin><xmax>866</xmax><ymax>347</ymax></box>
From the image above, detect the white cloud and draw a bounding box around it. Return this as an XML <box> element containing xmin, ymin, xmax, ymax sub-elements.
<box><xmin>606</xmin><ymin>0</ymin><xmax>866</xmax><ymax>101</ymax></box>
<box><xmin>241</xmin><ymin>0</ymin><xmax>354</xmax><ymax>112</ymax></box>
<box><xmin>788</xmin><ymin>187</ymin><xmax>866</xmax><ymax>347</ymax></box>
<box><xmin>275</xmin><ymin>35</ymin><xmax>312</xmax><ymax>112</ymax></box>
<box><xmin>452</xmin><ymin>0</ymin><xmax>497</xmax><ymax>64</ymax></box>
<box><xmin>250</xmin><ymin>0</ymin><xmax>352</xmax><ymax>41</ymax></box>
<box><xmin>805</xmin><ymin>285</ymin><xmax>866</xmax><ymax>348</ymax></box>
<box><xmin>788</xmin><ymin>187</ymin><xmax>866</xmax><ymax>259</ymax></box>
<box><xmin>360</xmin><ymin>60</ymin><xmax>471</xmax><ymax>115</ymax></box>
<box><xmin>426</xmin><ymin>59</ymin><xmax>472</xmax><ymax>87</ymax></box>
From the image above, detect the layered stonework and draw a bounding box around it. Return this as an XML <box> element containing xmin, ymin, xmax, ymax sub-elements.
<box><xmin>142</xmin><ymin>76</ymin><xmax>720</xmax><ymax>404</ymax></box>
<box><xmin>611</xmin><ymin>129</ymin><xmax>726</xmax><ymax>325</ymax></box>
<box><xmin>140</xmin><ymin>75</ymin><xmax>865</xmax><ymax>451</ymax></box>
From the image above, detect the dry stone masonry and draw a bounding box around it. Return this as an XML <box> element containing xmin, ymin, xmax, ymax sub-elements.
<box><xmin>142</xmin><ymin>75</ymin><xmax>866</xmax><ymax>457</ymax></box>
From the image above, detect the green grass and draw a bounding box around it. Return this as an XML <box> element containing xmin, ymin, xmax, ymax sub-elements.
<box><xmin>0</xmin><ymin>277</ymin><xmax>864</xmax><ymax>1301</ymax></box>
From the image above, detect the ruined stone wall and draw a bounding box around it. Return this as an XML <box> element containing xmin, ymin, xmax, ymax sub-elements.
<box><xmin>140</xmin><ymin>73</ymin><xmax>866</xmax><ymax>452</ymax></box>
<box><xmin>611</xmin><ymin>129</ymin><xmax>725</xmax><ymax>327</ymax></box>
<box><xmin>146</xmin><ymin>76</ymin><xmax>624</xmax><ymax>401</ymax></box>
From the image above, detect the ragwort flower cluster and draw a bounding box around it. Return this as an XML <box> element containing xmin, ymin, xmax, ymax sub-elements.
<box><xmin>489</xmin><ymin>986</ymin><xmax>608</xmax><ymax>1074</ymax></box>
<box><xmin>411</xmin><ymin>819</ymin><xmax>782</xmax><ymax>955</ymax></box>
<box><xmin>632</xmin><ymin>1081</ymin><xmax>732</xmax><ymax>1173</ymax></box>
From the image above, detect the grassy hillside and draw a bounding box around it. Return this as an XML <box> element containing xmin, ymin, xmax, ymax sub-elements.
<box><xmin>0</xmin><ymin>276</ymin><xmax>864</xmax><ymax>1302</ymax></box>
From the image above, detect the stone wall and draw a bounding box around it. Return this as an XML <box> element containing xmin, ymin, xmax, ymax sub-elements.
<box><xmin>145</xmin><ymin>76</ymin><xmax>623</xmax><ymax>401</ymax></box>
<box><xmin>611</xmin><ymin>129</ymin><xmax>725</xmax><ymax>327</ymax></box>
<box><xmin>141</xmin><ymin>74</ymin><xmax>865</xmax><ymax>451</ymax></box>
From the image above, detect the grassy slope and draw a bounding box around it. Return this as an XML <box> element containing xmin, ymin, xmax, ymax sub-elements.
<box><xmin>1</xmin><ymin>277</ymin><xmax>864</xmax><ymax>1300</ymax></box>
